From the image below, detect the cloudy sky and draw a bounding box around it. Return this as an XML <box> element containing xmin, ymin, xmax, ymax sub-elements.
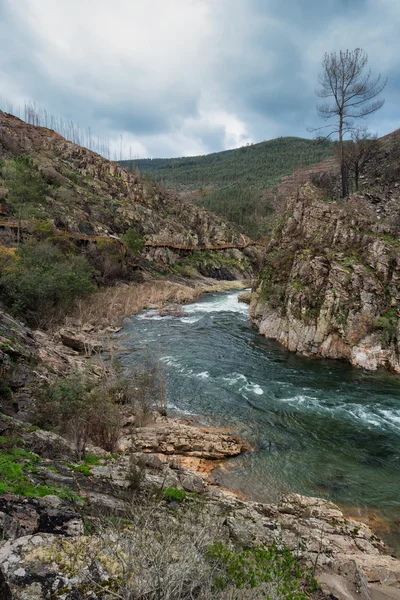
<box><xmin>0</xmin><ymin>0</ymin><xmax>399</xmax><ymax>158</ymax></box>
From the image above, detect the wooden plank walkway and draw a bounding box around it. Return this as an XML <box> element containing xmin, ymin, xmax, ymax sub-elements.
<box><xmin>0</xmin><ymin>219</ymin><xmax>265</xmax><ymax>251</ymax></box>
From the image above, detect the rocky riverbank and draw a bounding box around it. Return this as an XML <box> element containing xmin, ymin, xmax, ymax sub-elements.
<box><xmin>250</xmin><ymin>185</ymin><xmax>400</xmax><ymax>373</ymax></box>
<box><xmin>0</xmin><ymin>277</ymin><xmax>247</xmax><ymax>419</ymax></box>
<box><xmin>1</xmin><ymin>409</ymin><xmax>400</xmax><ymax>600</ymax></box>
<box><xmin>2</xmin><ymin>278</ymin><xmax>400</xmax><ymax>600</ymax></box>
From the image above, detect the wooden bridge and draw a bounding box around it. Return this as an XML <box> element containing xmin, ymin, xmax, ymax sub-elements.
<box><xmin>0</xmin><ymin>219</ymin><xmax>264</xmax><ymax>252</ymax></box>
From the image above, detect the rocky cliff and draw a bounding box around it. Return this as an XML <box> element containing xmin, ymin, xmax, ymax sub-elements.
<box><xmin>0</xmin><ymin>111</ymin><xmax>257</xmax><ymax>278</ymax></box>
<box><xmin>250</xmin><ymin>184</ymin><xmax>400</xmax><ymax>372</ymax></box>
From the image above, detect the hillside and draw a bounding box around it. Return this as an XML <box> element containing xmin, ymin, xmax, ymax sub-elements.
<box><xmin>0</xmin><ymin>112</ymin><xmax>260</xmax><ymax>298</ymax></box>
<box><xmin>0</xmin><ymin>112</ymin><xmax>242</xmax><ymax>246</ymax></box>
<box><xmin>120</xmin><ymin>137</ymin><xmax>337</xmax><ymax>238</ymax></box>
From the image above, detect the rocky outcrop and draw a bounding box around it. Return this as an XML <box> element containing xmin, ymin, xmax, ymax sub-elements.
<box><xmin>0</xmin><ymin>412</ymin><xmax>399</xmax><ymax>600</ymax></box>
<box><xmin>124</xmin><ymin>417</ymin><xmax>251</xmax><ymax>459</ymax></box>
<box><xmin>1</xmin><ymin>486</ymin><xmax>400</xmax><ymax>599</ymax></box>
<box><xmin>59</xmin><ymin>328</ymin><xmax>103</xmax><ymax>355</ymax></box>
<box><xmin>0</xmin><ymin>494</ymin><xmax>83</xmax><ymax>540</ymax></box>
<box><xmin>251</xmin><ymin>185</ymin><xmax>400</xmax><ymax>372</ymax></box>
<box><xmin>238</xmin><ymin>290</ymin><xmax>251</xmax><ymax>304</ymax></box>
<box><xmin>0</xmin><ymin>308</ymin><xmax>105</xmax><ymax>419</ymax></box>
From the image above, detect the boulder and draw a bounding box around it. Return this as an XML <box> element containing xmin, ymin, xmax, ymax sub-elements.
<box><xmin>130</xmin><ymin>417</ymin><xmax>250</xmax><ymax>460</ymax></box>
<box><xmin>0</xmin><ymin>494</ymin><xmax>83</xmax><ymax>540</ymax></box>
<box><xmin>238</xmin><ymin>291</ymin><xmax>251</xmax><ymax>304</ymax></box>
<box><xmin>59</xmin><ymin>329</ymin><xmax>102</xmax><ymax>354</ymax></box>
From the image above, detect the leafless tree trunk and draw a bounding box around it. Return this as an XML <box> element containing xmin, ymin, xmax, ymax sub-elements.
<box><xmin>343</xmin><ymin>127</ymin><xmax>380</xmax><ymax>192</ymax></box>
<box><xmin>314</xmin><ymin>48</ymin><xmax>386</xmax><ymax>198</ymax></box>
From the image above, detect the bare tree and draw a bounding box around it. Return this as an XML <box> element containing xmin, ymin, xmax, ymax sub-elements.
<box><xmin>344</xmin><ymin>127</ymin><xmax>380</xmax><ymax>191</ymax></box>
<box><xmin>315</xmin><ymin>48</ymin><xmax>386</xmax><ymax>198</ymax></box>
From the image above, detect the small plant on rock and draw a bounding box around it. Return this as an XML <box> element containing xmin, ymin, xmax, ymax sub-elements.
<box><xmin>162</xmin><ymin>487</ymin><xmax>186</xmax><ymax>503</ymax></box>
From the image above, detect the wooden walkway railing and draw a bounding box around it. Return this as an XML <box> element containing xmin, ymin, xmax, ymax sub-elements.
<box><xmin>0</xmin><ymin>219</ymin><xmax>264</xmax><ymax>251</ymax></box>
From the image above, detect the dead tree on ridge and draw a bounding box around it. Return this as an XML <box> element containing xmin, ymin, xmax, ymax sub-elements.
<box><xmin>315</xmin><ymin>48</ymin><xmax>386</xmax><ymax>198</ymax></box>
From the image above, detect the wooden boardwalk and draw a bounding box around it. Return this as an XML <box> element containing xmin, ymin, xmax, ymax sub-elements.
<box><xmin>0</xmin><ymin>219</ymin><xmax>265</xmax><ymax>251</ymax></box>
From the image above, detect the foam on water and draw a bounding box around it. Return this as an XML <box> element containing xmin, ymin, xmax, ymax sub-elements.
<box><xmin>137</xmin><ymin>290</ymin><xmax>249</xmax><ymax>324</ymax></box>
<box><xmin>197</xmin><ymin>371</ymin><xmax>210</xmax><ymax>379</ymax></box>
<box><xmin>222</xmin><ymin>372</ymin><xmax>263</xmax><ymax>395</ymax></box>
<box><xmin>183</xmin><ymin>290</ymin><xmax>250</xmax><ymax>316</ymax></box>
<box><xmin>137</xmin><ymin>310</ymin><xmax>166</xmax><ymax>321</ymax></box>
<box><xmin>279</xmin><ymin>393</ymin><xmax>400</xmax><ymax>432</ymax></box>
<box><xmin>120</xmin><ymin>287</ymin><xmax>400</xmax><ymax>552</ymax></box>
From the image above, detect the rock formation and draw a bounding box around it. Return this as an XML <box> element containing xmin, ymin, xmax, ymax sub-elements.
<box><xmin>251</xmin><ymin>184</ymin><xmax>400</xmax><ymax>371</ymax></box>
<box><xmin>1</xmin><ymin>410</ymin><xmax>399</xmax><ymax>600</ymax></box>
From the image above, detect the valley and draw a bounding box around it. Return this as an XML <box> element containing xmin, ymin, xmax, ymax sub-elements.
<box><xmin>0</xmin><ymin>111</ymin><xmax>400</xmax><ymax>600</ymax></box>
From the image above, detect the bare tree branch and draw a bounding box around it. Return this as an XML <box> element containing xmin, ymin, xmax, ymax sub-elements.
<box><xmin>312</xmin><ymin>48</ymin><xmax>386</xmax><ymax>198</ymax></box>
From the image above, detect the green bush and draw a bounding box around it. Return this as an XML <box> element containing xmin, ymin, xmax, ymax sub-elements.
<box><xmin>86</xmin><ymin>239</ymin><xmax>127</xmax><ymax>283</ymax></box>
<box><xmin>121</xmin><ymin>227</ymin><xmax>144</xmax><ymax>255</ymax></box>
<box><xmin>174</xmin><ymin>264</ymin><xmax>198</xmax><ymax>278</ymax></box>
<box><xmin>37</xmin><ymin>371</ymin><xmax>123</xmax><ymax>458</ymax></box>
<box><xmin>3</xmin><ymin>155</ymin><xmax>47</xmax><ymax>218</ymax></box>
<box><xmin>208</xmin><ymin>542</ymin><xmax>314</xmax><ymax>598</ymax></box>
<box><xmin>31</xmin><ymin>219</ymin><xmax>56</xmax><ymax>239</ymax></box>
<box><xmin>375</xmin><ymin>316</ymin><xmax>391</xmax><ymax>330</ymax></box>
<box><xmin>0</xmin><ymin>240</ymin><xmax>95</xmax><ymax>319</ymax></box>
<box><xmin>162</xmin><ymin>487</ymin><xmax>186</xmax><ymax>502</ymax></box>
<box><xmin>374</xmin><ymin>309</ymin><xmax>398</xmax><ymax>339</ymax></box>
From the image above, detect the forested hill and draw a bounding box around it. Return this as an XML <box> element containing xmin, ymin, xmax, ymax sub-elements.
<box><xmin>120</xmin><ymin>137</ymin><xmax>337</xmax><ymax>239</ymax></box>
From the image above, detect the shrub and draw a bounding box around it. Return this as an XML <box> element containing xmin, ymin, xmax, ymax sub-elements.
<box><xmin>162</xmin><ymin>487</ymin><xmax>186</xmax><ymax>503</ymax></box>
<box><xmin>37</xmin><ymin>371</ymin><xmax>124</xmax><ymax>458</ymax></box>
<box><xmin>85</xmin><ymin>239</ymin><xmax>127</xmax><ymax>283</ymax></box>
<box><xmin>208</xmin><ymin>542</ymin><xmax>313</xmax><ymax>599</ymax></box>
<box><xmin>178</xmin><ymin>265</ymin><xmax>198</xmax><ymax>278</ymax></box>
<box><xmin>115</xmin><ymin>361</ymin><xmax>167</xmax><ymax>423</ymax></box>
<box><xmin>0</xmin><ymin>240</ymin><xmax>95</xmax><ymax>320</ymax></box>
<box><xmin>31</xmin><ymin>219</ymin><xmax>56</xmax><ymax>239</ymax></box>
<box><xmin>126</xmin><ymin>455</ymin><xmax>146</xmax><ymax>494</ymax></box>
<box><xmin>0</xmin><ymin>245</ymin><xmax>18</xmax><ymax>272</ymax></box>
<box><xmin>121</xmin><ymin>227</ymin><xmax>144</xmax><ymax>255</ymax></box>
<box><xmin>374</xmin><ymin>309</ymin><xmax>398</xmax><ymax>340</ymax></box>
<box><xmin>34</xmin><ymin>502</ymin><xmax>316</xmax><ymax>600</ymax></box>
<box><xmin>2</xmin><ymin>155</ymin><xmax>47</xmax><ymax>218</ymax></box>
<box><xmin>36</xmin><ymin>372</ymin><xmax>93</xmax><ymax>459</ymax></box>
<box><xmin>310</xmin><ymin>171</ymin><xmax>340</xmax><ymax>200</ymax></box>
<box><xmin>86</xmin><ymin>386</ymin><xmax>123</xmax><ymax>451</ymax></box>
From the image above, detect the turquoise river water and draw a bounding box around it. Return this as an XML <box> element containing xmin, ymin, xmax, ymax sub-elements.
<box><xmin>118</xmin><ymin>290</ymin><xmax>400</xmax><ymax>553</ymax></box>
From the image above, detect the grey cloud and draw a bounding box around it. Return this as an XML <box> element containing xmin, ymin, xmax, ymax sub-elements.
<box><xmin>0</xmin><ymin>0</ymin><xmax>398</xmax><ymax>158</ymax></box>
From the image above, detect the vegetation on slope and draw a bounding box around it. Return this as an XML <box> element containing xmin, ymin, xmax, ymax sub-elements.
<box><xmin>0</xmin><ymin>114</ymin><xmax>257</xmax><ymax>326</ymax></box>
<box><xmin>121</xmin><ymin>137</ymin><xmax>337</xmax><ymax>238</ymax></box>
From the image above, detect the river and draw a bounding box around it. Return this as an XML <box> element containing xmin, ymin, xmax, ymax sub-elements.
<box><xmin>118</xmin><ymin>289</ymin><xmax>400</xmax><ymax>553</ymax></box>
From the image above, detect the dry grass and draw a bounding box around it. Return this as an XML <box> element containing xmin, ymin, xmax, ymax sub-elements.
<box><xmin>67</xmin><ymin>279</ymin><xmax>248</xmax><ymax>330</ymax></box>
<box><xmin>69</xmin><ymin>280</ymin><xmax>203</xmax><ymax>329</ymax></box>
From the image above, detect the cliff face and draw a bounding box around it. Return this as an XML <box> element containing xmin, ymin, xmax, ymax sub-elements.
<box><xmin>250</xmin><ymin>185</ymin><xmax>400</xmax><ymax>372</ymax></box>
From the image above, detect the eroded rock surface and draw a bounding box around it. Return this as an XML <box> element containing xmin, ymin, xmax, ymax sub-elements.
<box><xmin>251</xmin><ymin>185</ymin><xmax>400</xmax><ymax>372</ymax></box>
<box><xmin>125</xmin><ymin>417</ymin><xmax>251</xmax><ymax>459</ymax></box>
